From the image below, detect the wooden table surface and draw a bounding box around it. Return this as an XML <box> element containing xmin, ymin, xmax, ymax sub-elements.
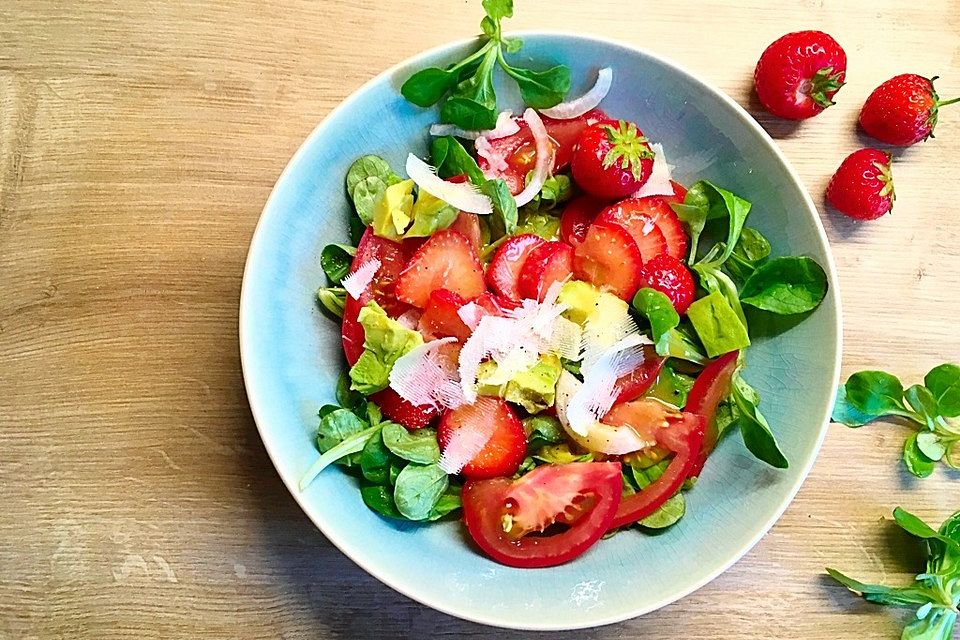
<box><xmin>2</xmin><ymin>1</ymin><xmax>959</xmax><ymax>637</ymax></box>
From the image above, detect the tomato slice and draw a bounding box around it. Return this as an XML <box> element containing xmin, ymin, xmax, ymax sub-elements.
<box><xmin>609</xmin><ymin>412</ymin><xmax>704</xmax><ymax>529</ymax></box>
<box><xmin>340</xmin><ymin>227</ymin><xmax>416</xmax><ymax>365</ymax></box>
<box><xmin>614</xmin><ymin>347</ymin><xmax>666</xmax><ymax>403</ymax></box>
<box><xmin>477</xmin><ymin>109</ymin><xmax>608</xmax><ymax>194</ymax></box>
<box><xmin>685</xmin><ymin>350</ymin><xmax>740</xmax><ymax>476</ymax></box>
<box><xmin>462</xmin><ymin>462</ymin><xmax>622</xmax><ymax>568</ymax></box>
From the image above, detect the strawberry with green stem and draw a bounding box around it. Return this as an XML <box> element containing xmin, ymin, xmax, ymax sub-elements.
<box><xmin>860</xmin><ymin>74</ymin><xmax>960</xmax><ymax>146</ymax></box>
<box><xmin>754</xmin><ymin>30</ymin><xmax>847</xmax><ymax>120</ymax></box>
<box><xmin>571</xmin><ymin>120</ymin><xmax>655</xmax><ymax>200</ymax></box>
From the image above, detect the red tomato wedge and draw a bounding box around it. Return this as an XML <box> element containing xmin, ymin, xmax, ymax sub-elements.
<box><xmin>438</xmin><ymin>399</ymin><xmax>527</xmax><ymax>480</ymax></box>
<box><xmin>572</xmin><ymin>221</ymin><xmax>644</xmax><ymax>300</ymax></box>
<box><xmin>559</xmin><ymin>195</ymin><xmax>606</xmax><ymax>246</ymax></box>
<box><xmin>341</xmin><ymin>228</ymin><xmax>415</xmax><ymax>366</ymax></box>
<box><xmin>614</xmin><ymin>347</ymin><xmax>667</xmax><ymax>403</ymax></box>
<box><xmin>685</xmin><ymin>350</ymin><xmax>740</xmax><ymax>476</ymax></box>
<box><xmin>394</xmin><ymin>229</ymin><xmax>485</xmax><ymax>308</ymax></box>
<box><xmin>477</xmin><ymin>109</ymin><xmax>608</xmax><ymax>194</ymax></box>
<box><xmin>485</xmin><ymin>233</ymin><xmax>545</xmax><ymax>301</ymax></box>
<box><xmin>462</xmin><ymin>462</ymin><xmax>622</xmax><ymax>568</ymax></box>
<box><xmin>609</xmin><ymin>412</ymin><xmax>705</xmax><ymax>529</ymax></box>
<box><xmin>596</xmin><ymin>198</ymin><xmax>670</xmax><ymax>262</ymax></box>
<box><xmin>517</xmin><ymin>241</ymin><xmax>574</xmax><ymax>302</ymax></box>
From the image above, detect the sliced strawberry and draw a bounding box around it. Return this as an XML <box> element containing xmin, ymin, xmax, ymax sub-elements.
<box><xmin>438</xmin><ymin>398</ymin><xmax>527</xmax><ymax>479</ymax></box>
<box><xmin>559</xmin><ymin>195</ymin><xmax>606</xmax><ymax>246</ymax></box>
<box><xmin>638</xmin><ymin>254</ymin><xmax>696</xmax><ymax>314</ymax></box>
<box><xmin>485</xmin><ymin>233</ymin><xmax>545</xmax><ymax>301</ymax></box>
<box><xmin>449</xmin><ymin>211</ymin><xmax>482</xmax><ymax>253</ymax></box>
<box><xmin>341</xmin><ymin>228</ymin><xmax>416</xmax><ymax>365</ymax></box>
<box><xmin>475</xmin><ymin>291</ymin><xmax>520</xmax><ymax>315</ymax></box>
<box><xmin>517</xmin><ymin>241</ymin><xmax>574</xmax><ymax>301</ymax></box>
<box><xmin>613</xmin><ymin>195</ymin><xmax>689</xmax><ymax>261</ymax></box>
<box><xmin>371</xmin><ymin>387</ymin><xmax>440</xmax><ymax>430</ymax></box>
<box><xmin>596</xmin><ymin>198</ymin><xmax>669</xmax><ymax>262</ymax></box>
<box><xmin>419</xmin><ymin>289</ymin><xmax>471</xmax><ymax>341</ymax></box>
<box><xmin>394</xmin><ymin>229</ymin><xmax>485</xmax><ymax>308</ymax></box>
<box><xmin>572</xmin><ymin>221</ymin><xmax>644</xmax><ymax>300</ymax></box>
<box><xmin>478</xmin><ymin>109</ymin><xmax>608</xmax><ymax>194</ymax></box>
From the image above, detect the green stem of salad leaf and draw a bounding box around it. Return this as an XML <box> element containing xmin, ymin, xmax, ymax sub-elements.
<box><xmin>299</xmin><ymin>424</ymin><xmax>381</xmax><ymax>492</ymax></box>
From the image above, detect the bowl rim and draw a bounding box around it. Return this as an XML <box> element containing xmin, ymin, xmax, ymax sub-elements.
<box><xmin>239</xmin><ymin>29</ymin><xmax>843</xmax><ymax>630</ymax></box>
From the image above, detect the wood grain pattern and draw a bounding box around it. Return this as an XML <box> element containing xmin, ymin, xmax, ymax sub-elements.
<box><xmin>2</xmin><ymin>1</ymin><xmax>959</xmax><ymax>637</ymax></box>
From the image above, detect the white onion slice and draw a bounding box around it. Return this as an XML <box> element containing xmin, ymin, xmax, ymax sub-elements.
<box><xmin>540</xmin><ymin>67</ymin><xmax>613</xmax><ymax>120</ymax></box>
<box><xmin>404</xmin><ymin>154</ymin><xmax>493</xmax><ymax>214</ymax></box>
<box><xmin>633</xmin><ymin>143</ymin><xmax>675</xmax><ymax>198</ymax></box>
<box><xmin>513</xmin><ymin>109</ymin><xmax>554</xmax><ymax>208</ymax></box>
<box><xmin>428</xmin><ymin>110</ymin><xmax>520</xmax><ymax>141</ymax></box>
<box><xmin>341</xmin><ymin>258</ymin><xmax>380</xmax><ymax>300</ymax></box>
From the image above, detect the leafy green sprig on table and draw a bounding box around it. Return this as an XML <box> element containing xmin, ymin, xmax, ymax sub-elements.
<box><xmin>299</xmin><ymin>374</ymin><xmax>460</xmax><ymax>521</ymax></box>
<box><xmin>833</xmin><ymin>364</ymin><xmax>960</xmax><ymax>477</ymax></box>
<box><xmin>828</xmin><ymin>507</ymin><xmax>960</xmax><ymax>640</ymax></box>
<box><xmin>401</xmin><ymin>0</ymin><xmax>571</xmax><ymax>131</ymax></box>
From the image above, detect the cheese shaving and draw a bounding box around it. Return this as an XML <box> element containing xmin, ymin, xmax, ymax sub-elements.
<box><xmin>566</xmin><ymin>334</ymin><xmax>650</xmax><ymax>436</ymax></box>
<box><xmin>632</xmin><ymin>143</ymin><xmax>675</xmax><ymax>198</ymax></box>
<box><xmin>341</xmin><ymin>258</ymin><xmax>380</xmax><ymax>301</ymax></box>
<box><xmin>388</xmin><ymin>338</ymin><xmax>464</xmax><ymax>409</ymax></box>
<box><xmin>438</xmin><ymin>397</ymin><xmax>499</xmax><ymax>474</ymax></box>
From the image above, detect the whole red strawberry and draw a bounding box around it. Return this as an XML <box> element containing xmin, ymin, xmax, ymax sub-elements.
<box><xmin>637</xmin><ymin>254</ymin><xmax>696</xmax><ymax>314</ymax></box>
<box><xmin>859</xmin><ymin>74</ymin><xmax>959</xmax><ymax>146</ymax></box>
<box><xmin>572</xmin><ymin>120</ymin><xmax>655</xmax><ymax>199</ymax></box>
<box><xmin>754</xmin><ymin>31</ymin><xmax>847</xmax><ymax>120</ymax></box>
<box><xmin>826</xmin><ymin>149</ymin><xmax>895</xmax><ymax>220</ymax></box>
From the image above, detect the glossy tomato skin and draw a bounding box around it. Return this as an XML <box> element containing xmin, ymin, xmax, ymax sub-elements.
<box><xmin>614</xmin><ymin>347</ymin><xmax>667</xmax><ymax>403</ymax></box>
<box><xmin>685</xmin><ymin>350</ymin><xmax>740</xmax><ymax>475</ymax></box>
<box><xmin>462</xmin><ymin>462</ymin><xmax>622</xmax><ymax>568</ymax></box>
<box><xmin>341</xmin><ymin>228</ymin><xmax>416</xmax><ymax>365</ymax></box>
<box><xmin>609</xmin><ymin>412</ymin><xmax>704</xmax><ymax>529</ymax></box>
<box><xmin>572</xmin><ymin>122</ymin><xmax>654</xmax><ymax>200</ymax></box>
<box><xmin>477</xmin><ymin>109</ymin><xmax>608</xmax><ymax>194</ymax></box>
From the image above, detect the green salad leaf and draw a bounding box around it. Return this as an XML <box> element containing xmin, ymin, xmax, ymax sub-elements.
<box><xmin>480</xmin><ymin>177</ymin><xmax>519</xmax><ymax>238</ymax></box>
<box><xmin>393</xmin><ymin>463</ymin><xmax>450</xmax><ymax>521</ymax></box>
<box><xmin>430</xmin><ymin>136</ymin><xmax>486</xmax><ymax>185</ymax></box>
<box><xmin>316</xmin><ymin>287</ymin><xmax>346</xmax><ymax>319</ymax></box>
<box><xmin>827</xmin><ymin>508</ymin><xmax>960</xmax><ymax>640</ymax></box>
<box><xmin>320</xmin><ymin>244</ymin><xmax>356</xmax><ymax>285</ymax></box>
<box><xmin>348</xmin><ymin>302</ymin><xmax>423</xmax><ymax>394</ymax></box>
<box><xmin>686</xmin><ymin>290</ymin><xmax>751</xmax><ymax>358</ymax></box>
<box><xmin>381</xmin><ymin>422</ymin><xmax>441</xmax><ymax>464</ymax></box>
<box><xmin>740</xmin><ymin>256</ymin><xmax>828</xmax><ymax>315</ymax></box>
<box><xmin>832</xmin><ymin>364</ymin><xmax>960</xmax><ymax>477</ymax></box>
<box><xmin>732</xmin><ymin>376</ymin><xmax>788</xmax><ymax>469</ymax></box>
<box><xmin>632</xmin><ymin>287</ymin><xmax>680</xmax><ymax>355</ymax></box>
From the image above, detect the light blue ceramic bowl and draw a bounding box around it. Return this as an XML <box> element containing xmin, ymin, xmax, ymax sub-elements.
<box><xmin>240</xmin><ymin>33</ymin><xmax>842</xmax><ymax>630</ymax></box>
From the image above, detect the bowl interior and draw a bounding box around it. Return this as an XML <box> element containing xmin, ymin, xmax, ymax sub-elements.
<box><xmin>240</xmin><ymin>33</ymin><xmax>841</xmax><ymax>630</ymax></box>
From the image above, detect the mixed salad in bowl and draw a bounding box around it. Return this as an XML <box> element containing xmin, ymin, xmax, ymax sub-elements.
<box><xmin>301</xmin><ymin>2</ymin><xmax>828</xmax><ymax>569</ymax></box>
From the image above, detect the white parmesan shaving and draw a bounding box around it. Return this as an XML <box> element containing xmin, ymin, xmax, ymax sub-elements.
<box><xmin>456</xmin><ymin>301</ymin><xmax>485</xmax><ymax>330</ymax></box>
<box><xmin>540</xmin><ymin>67</ymin><xmax>613</xmax><ymax>120</ymax></box>
<box><xmin>438</xmin><ymin>397</ymin><xmax>499</xmax><ymax>474</ymax></box>
<box><xmin>566</xmin><ymin>334</ymin><xmax>650</xmax><ymax>436</ymax></box>
<box><xmin>405</xmin><ymin>154</ymin><xmax>493</xmax><ymax>214</ymax></box>
<box><xmin>632</xmin><ymin>143</ymin><xmax>675</xmax><ymax>198</ymax></box>
<box><xmin>475</xmin><ymin>135</ymin><xmax>509</xmax><ymax>175</ymax></box>
<box><xmin>580</xmin><ymin>307</ymin><xmax>641</xmax><ymax>375</ymax></box>
<box><xmin>388</xmin><ymin>338</ymin><xmax>464</xmax><ymax>409</ymax></box>
<box><xmin>341</xmin><ymin>258</ymin><xmax>380</xmax><ymax>300</ymax></box>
